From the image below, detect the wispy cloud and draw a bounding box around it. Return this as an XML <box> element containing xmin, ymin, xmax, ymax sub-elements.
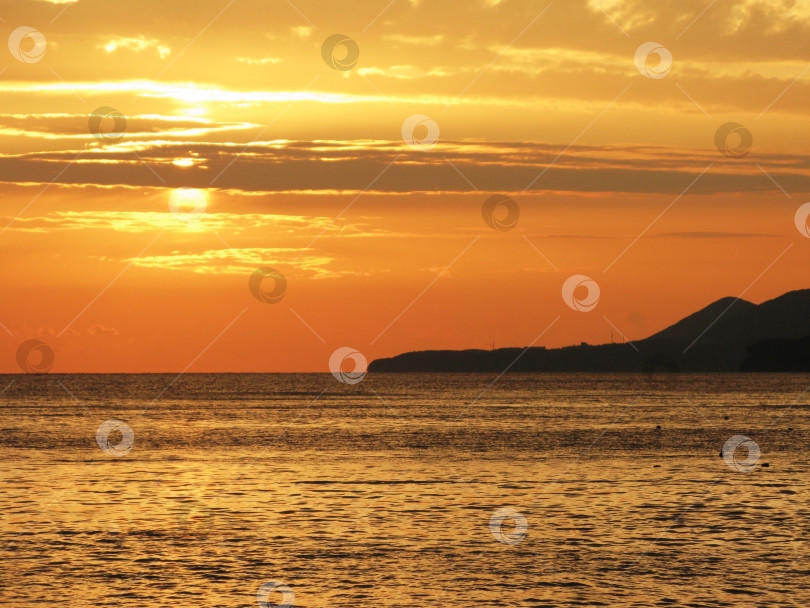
<box><xmin>0</xmin><ymin>210</ymin><xmax>339</xmax><ymax>233</ymax></box>
<box><xmin>0</xmin><ymin>113</ymin><xmax>256</xmax><ymax>141</ymax></box>
<box><xmin>648</xmin><ymin>231</ymin><xmax>785</xmax><ymax>239</ymax></box>
<box><xmin>235</xmin><ymin>57</ymin><xmax>282</xmax><ymax>65</ymax></box>
<box><xmin>100</xmin><ymin>37</ymin><xmax>171</xmax><ymax>59</ymax></box>
<box><xmin>123</xmin><ymin>247</ymin><xmax>357</xmax><ymax>278</ymax></box>
<box><xmin>1</xmin><ymin>140</ymin><xmax>808</xmax><ymax>196</ymax></box>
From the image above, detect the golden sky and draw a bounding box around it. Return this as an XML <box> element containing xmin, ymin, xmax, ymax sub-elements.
<box><xmin>1</xmin><ymin>0</ymin><xmax>809</xmax><ymax>372</ymax></box>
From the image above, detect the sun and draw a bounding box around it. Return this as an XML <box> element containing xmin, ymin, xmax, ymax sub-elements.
<box><xmin>168</xmin><ymin>188</ymin><xmax>208</xmax><ymax>225</ymax></box>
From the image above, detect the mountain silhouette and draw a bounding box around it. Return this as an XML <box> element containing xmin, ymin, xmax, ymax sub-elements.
<box><xmin>368</xmin><ymin>289</ymin><xmax>810</xmax><ymax>373</ymax></box>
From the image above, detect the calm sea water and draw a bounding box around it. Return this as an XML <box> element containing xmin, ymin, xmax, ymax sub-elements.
<box><xmin>0</xmin><ymin>373</ymin><xmax>807</xmax><ymax>608</ymax></box>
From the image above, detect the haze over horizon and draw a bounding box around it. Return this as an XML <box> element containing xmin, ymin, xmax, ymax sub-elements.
<box><xmin>2</xmin><ymin>0</ymin><xmax>810</xmax><ymax>372</ymax></box>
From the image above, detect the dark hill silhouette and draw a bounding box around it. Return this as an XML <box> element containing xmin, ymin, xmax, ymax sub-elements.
<box><xmin>643</xmin><ymin>296</ymin><xmax>757</xmax><ymax>344</ymax></box>
<box><xmin>368</xmin><ymin>289</ymin><xmax>810</xmax><ymax>373</ymax></box>
<box><xmin>741</xmin><ymin>336</ymin><xmax>810</xmax><ymax>371</ymax></box>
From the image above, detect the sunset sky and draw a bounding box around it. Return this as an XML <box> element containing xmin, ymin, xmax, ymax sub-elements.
<box><xmin>1</xmin><ymin>0</ymin><xmax>809</xmax><ymax>372</ymax></box>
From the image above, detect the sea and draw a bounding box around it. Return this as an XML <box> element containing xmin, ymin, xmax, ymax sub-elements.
<box><xmin>0</xmin><ymin>373</ymin><xmax>807</xmax><ymax>608</ymax></box>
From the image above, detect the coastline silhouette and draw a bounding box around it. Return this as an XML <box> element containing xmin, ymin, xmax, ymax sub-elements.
<box><xmin>369</xmin><ymin>289</ymin><xmax>810</xmax><ymax>372</ymax></box>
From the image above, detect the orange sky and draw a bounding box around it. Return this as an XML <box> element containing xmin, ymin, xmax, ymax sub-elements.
<box><xmin>1</xmin><ymin>0</ymin><xmax>810</xmax><ymax>372</ymax></box>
